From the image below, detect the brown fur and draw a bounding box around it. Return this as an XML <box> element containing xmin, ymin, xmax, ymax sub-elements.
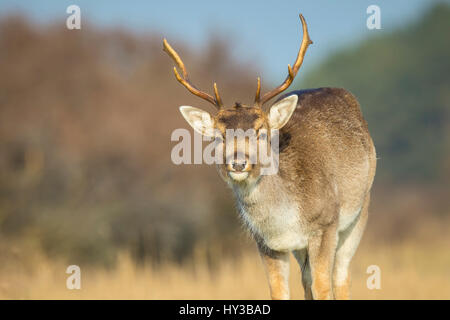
<box><xmin>181</xmin><ymin>87</ymin><xmax>376</xmax><ymax>299</ymax></box>
<box><xmin>228</xmin><ymin>88</ymin><xmax>375</xmax><ymax>299</ymax></box>
<box><xmin>258</xmin><ymin>246</ymin><xmax>290</xmax><ymax>300</ymax></box>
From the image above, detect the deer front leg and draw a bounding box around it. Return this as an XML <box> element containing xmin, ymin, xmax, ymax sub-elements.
<box><xmin>293</xmin><ymin>249</ymin><xmax>313</xmax><ymax>300</ymax></box>
<box><xmin>307</xmin><ymin>227</ymin><xmax>338</xmax><ymax>300</ymax></box>
<box><xmin>257</xmin><ymin>244</ymin><xmax>290</xmax><ymax>300</ymax></box>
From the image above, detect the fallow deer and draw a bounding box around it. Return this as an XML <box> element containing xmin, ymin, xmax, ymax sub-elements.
<box><xmin>163</xmin><ymin>14</ymin><xmax>376</xmax><ymax>300</ymax></box>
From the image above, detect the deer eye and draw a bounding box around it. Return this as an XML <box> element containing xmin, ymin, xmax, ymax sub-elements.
<box><xmin>258</xmin><ymin>131</ymin><xmax>267</xmax><ymax>140</ymax></box>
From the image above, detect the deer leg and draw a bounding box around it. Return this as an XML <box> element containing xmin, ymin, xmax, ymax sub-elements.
<box><xmin>258</xmin><ymin>245</ymin><xmax>290</xmax><ymax>300</ymax></box>
<box><xmin>333</xmin><ymin>194</ymin><xmax>369</xmax><ymax>300</ymax></box>
<box><xmin>307</xmin><ymin>226</ymin><xmax>338</xmax><ymax>300</ymax></box>
<box><xmin>293</xmin><ymin>249</ymin><xmax>313</xmax><ymax>300</ymax></box>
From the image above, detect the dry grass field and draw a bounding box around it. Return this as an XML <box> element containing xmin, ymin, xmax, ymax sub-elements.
<box><xmin>1</xmin><ymin>218</ymin><xmax>449</xmax><ymax>300</ymax></box>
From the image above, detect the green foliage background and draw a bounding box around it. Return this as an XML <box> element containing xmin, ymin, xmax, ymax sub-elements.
<box><xmin>299</xmin><ymin>4</ymin><xmax>450</xmax><ymax>184</ymax></box>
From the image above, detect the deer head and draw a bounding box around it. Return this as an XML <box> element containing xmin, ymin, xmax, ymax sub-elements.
<box><xmin>164</xmin><ymin>14</ymin><xmax>312</xmax><ymax>184</ymax></box>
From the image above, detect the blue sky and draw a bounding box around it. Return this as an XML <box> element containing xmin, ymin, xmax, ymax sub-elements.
<box><xmin>0</xmin><ymin>0</ymin><xmax>444</xmax><ymax>81</ymax></box>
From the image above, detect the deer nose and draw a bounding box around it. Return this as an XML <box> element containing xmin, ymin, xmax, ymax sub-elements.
<box><xmin>232</xmin><ymin>160</ymin><xmax>247</xmax><ymax>172</ymax></box>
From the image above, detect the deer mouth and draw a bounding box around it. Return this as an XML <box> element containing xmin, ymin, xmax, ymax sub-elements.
<box><xmin>228</xmin><ymin>171</ymin><xmax>249</xmax><ymax>181</ymax></box>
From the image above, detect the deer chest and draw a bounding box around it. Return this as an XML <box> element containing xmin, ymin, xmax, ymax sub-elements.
<box><xmin>236</xmin><ymin>190</ymin><xmax>308</xmax><ymax>252</ymax></box>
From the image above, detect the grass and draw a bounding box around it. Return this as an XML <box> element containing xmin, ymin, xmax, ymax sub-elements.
<box><xmin>1</xmin><ymin>225</ymin><xmax>449</xmax><ymax>299</ymax></box>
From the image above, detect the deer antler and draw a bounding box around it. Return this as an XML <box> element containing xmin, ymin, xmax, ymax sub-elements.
<box><xmin>163</xmin><ymin>39</ymin><xmax>224</xmax><ymax>109</ymax></box>
<box><xmin>255</xmin><ymin>14</ymin><xmax>313</xmax><ymax>107</ymax></box>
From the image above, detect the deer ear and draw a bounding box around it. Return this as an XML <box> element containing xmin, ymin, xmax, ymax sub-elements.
<box><xmin>179</xmin><ymin>106</ymin><xmax>215</xmax><ymax>137</ymax></box>
<box><xmin>268</xmin><ymin>95</ymin><xmax>298</xmax><ymax>129</ymax></box>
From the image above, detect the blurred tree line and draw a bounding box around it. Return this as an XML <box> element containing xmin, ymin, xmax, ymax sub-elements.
<box><xmin>299</xmin><ymin>3</ymin><xmax>450</xmax><ymax>184</ymax></box>
<box><xmin>0</xmin><ymin>15</ymin><xmax>259</xmax><ymax>267</ymax></box>
<box><xmin>0</xmin><ymin>3</ymin><xmax>448</xmax><ymax>267</ymax></box>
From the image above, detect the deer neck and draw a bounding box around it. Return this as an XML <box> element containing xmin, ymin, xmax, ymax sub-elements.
<box><xmin>231</xmin><ymin>173</ymin><xmax>289</xmax><ymax>208</ymax></box>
